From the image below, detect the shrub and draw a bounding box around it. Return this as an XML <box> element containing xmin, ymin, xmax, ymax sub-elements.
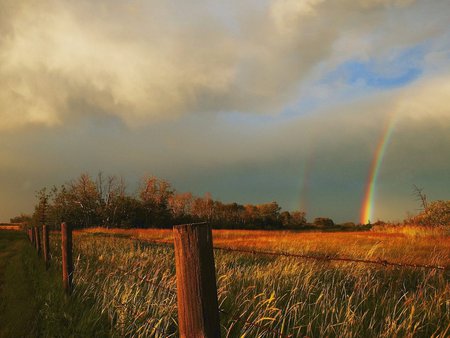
<box><xmin>411</xmin><ymin>200</ymin><xmax>450</xmax><ymax>227</ymax></box>
<box><xmin>313</xmin><ymin>217</ymin><xmax>334</xmax><ymax>227</ymax></box>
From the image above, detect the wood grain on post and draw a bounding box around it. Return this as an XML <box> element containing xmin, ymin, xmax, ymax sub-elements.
<box><xmin>34</xmin><ymin>226</ymin><xmax>41</xmax><ymax>255</ymax></box>
<box><xmin>42</xmin><ymin>224</ymin><xmax>50</xmax><ymax>269</ymax></box>
<box><xmin>61</xmin><ymin>222</ymin><xmax>73</xmax><ymax>295</ymax></box>
<box><xmin>173</xmin><ymin>222</ymin><xmax>221</xmax><ymax>338</ymax></box>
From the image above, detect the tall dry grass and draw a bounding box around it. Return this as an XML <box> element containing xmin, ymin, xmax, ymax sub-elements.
<box><xmin>80</xmin><ymin>227</ymin><xmax>450</xmax><ymax>267</ymax></box>
<box><xmin>49</xmin><ymin>228</ymin><xmax>449</xmax><ymax>337</ymax></box>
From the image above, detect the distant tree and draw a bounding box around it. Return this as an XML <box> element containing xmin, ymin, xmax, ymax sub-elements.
<box><xmin>412</xmin><ymin>184</ymin><xmax>428</xmax><ymax>211</ymax></box>
<box><xmin>111</xmin><ymin>195</ymin><xmax>145</xmax><ymax>228</ymax></box>
<box><xmin>28</xmin><ymin>171</ymin><xmax>346</xmax><ymax>231</ymax></box>
<box><xmin>96</xmin><ymin>173</ymin><xmax>128</xmax><ymax>227</ymax></box>
<box><xmin>69</xmin><ymin>174</ymin><xmax>101</xmax><ymax>227</ymax></box>
<box><xmin>313</xmin><ymin>217</ymin><xmax>334</xmax><ymax>227</ymax></box>
<box><xmin>46</xmin><ymin>174</ymin><xmax>101</xmax><ymax>228</ymax></box>
<box><xmin>139</xmin><ymin>176</ymin><xmax>173</xmax><ymax>227</ymax></box>
<box><xmin>290</xmin><ymin>211</ymin><xmax>307</xmax><ymax>227</ymax></box>
<box><xmin>168</xmin><ymin>192</ymin><xmax>194</xmax><ymax>223</ymax></box>
<box><xmin>31</xmin><ymin>187</ymin><xmax>51</xmax><ymax>226</ymax></box>
<box><xmin>191</xmin><ymin>193</ymin><xmax>215</xmax><ymax>222</ymax></box>
<box><xmin>280</xmin><ymin>211</ymin><xmax>291</xmax><ymax>227</ymax></box>
<box><xmin>280</xmin><ymin>210</ymin><xmax>307</xmax><ymax>228</ymax></box>
<box><xmin>256</xmin><ymin>202</ymin><xmax>281</xmax><ymax>228</ymax></box>
<box><xmin>10</xmin><ymin>213</ymin><xmax>32</xmax><ymax>224</ymax></box>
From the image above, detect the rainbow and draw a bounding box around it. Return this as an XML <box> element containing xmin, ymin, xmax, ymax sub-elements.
<box><xmin>360</xmin><ymin>115</ymin><xmax>398</xmax><ymax>224</ymax></box>
<box><xmin>299</xmin><ymin>146</ymin><xmax>315</xmax><ymax>213</ymax></box>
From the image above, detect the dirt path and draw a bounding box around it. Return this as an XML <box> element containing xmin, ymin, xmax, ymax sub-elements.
<box><xmin>0</xmin><ymin>231</ymin><xmax>39</xmax><ymax>337</ymax></box>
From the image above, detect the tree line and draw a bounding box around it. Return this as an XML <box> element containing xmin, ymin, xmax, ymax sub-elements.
<box><xmin>19</xmin><ymin>173</ymin><xmax>314</xmax><ymax>230</ymax></box>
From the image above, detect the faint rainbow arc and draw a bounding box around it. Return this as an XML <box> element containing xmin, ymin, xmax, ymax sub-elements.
<box><xmin>360</xmin><ymin>115</ymin><xmax>398</xmax><ymax>224</ymax></box>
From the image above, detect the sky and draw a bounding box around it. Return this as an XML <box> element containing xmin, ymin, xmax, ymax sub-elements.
<box><xmin>1</xmin><ymin>0</ymin><xmax>449</xmax><ymax>223</ymax></box>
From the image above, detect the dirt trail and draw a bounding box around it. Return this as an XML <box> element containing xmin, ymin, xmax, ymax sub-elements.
<box><xmin>0</xmin><ymin>231</ymin><xmax>38</xmax><ymax>338</ymax></box>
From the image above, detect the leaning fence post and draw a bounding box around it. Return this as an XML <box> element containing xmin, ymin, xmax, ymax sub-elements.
<box><xmin>42</xmin><ymin>224</ymin><xmax>50</xmax><ymax>269</ymax></box>
<box><xmin>34</xmin><ymin>226</ymin><xmax>41</xmax><ymax>256</ymax></box>
<box><xmin>173</xmin><ymin>222</ymin><xmax>221</xmax><ymax>338</ymax></box>
<box><xmin>61</xmin><ymin>222</ymin><xmax>73</xmax><ymax>295</ymax></box>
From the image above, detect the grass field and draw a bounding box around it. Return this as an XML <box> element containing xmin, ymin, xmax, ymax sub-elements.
<box><xmin>0</xmin><ymin>230</ymin><xmax>110</xmax><ymax>338</ymax></box>
<box><xmin>80</xmin><ymin>227</ymin><xmax>450</xmax><ymax>267</ymax></box>
<box><xmin>2</xmin><ymin>227</ymin><xmax>449</xmax><ymax>337</ymax></box>
<box><xmin>43</xmin><ymin>227</ymin><xmax>449</xmax><ymax>337</ymax></box>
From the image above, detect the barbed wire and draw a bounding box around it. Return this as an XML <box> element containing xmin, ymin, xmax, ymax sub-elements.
<box><xmin>46</xmin><ymin>232</ymin><xmax>447</xmax><ymax>338</ymax></box>
<box><xmin>213</xmin><ymin>246</ymin><xmax>448</xmax><ymax>271</ymax></box>
<box><xmin>120</xmin><ymin>236</ymin><xmax>449</xmax><ymax>271</ymax></box>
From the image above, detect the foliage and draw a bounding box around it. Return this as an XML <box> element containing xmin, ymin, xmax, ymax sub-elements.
<box><xmin>410</xmin><ymin>200</ymin><xmax>450</xmax><ymax>227</ymax></box>
<box><xmin>0</xmin><ymin>231</ymin><xmax>110</xmax><ymax>337</ymax></box>
<box><xmin>9</xmin><ymin>213</ymin><xmax>32</xmax><ymax>223</ymax></box>
<box><xmin>313</xmin><ymin>217</ymin><xmax>335</xmax><ymax>227</ymax></box>
<box><xmin>30</xmin><ymin>172</ymin><xmax>307</xmax><ymax>230</ymax></box>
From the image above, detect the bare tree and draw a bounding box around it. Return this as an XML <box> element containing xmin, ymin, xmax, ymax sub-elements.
<box><xmin>412</xmin><ymin>184</ymin><xmax>428</xmax><ymax>211</ymax></box>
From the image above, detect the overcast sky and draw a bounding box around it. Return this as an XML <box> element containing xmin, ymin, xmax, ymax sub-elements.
<box><xmin>1</xmin><ymin>0</ymin><xmax>449</xmax><ymax>223</ymax></box>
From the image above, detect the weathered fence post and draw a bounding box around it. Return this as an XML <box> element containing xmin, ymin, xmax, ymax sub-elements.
<box><xmin>173</xmin><ymin>222</ymin><xmax>221</xmax><ymax>338</ymax></box>
<box><xmin>34</xmin><ymin>226</ymin><xmax>41</xmax><ymax>256</ymax></box>
<box><xmin>28</xmin><ymin>228</ymin><xmax>32</xmax><ymax>242</ymax></box>
<box><xmin>42</xmin><ymin>224</ymin><xmax>50</xmax><ymax>269</ymax></box>
<box><xmin>61</xmin><ymin>222</ymin><xmax>73</xmax><ymax>295</ymax></box>
<box><xmin>30</xmin><ymin>227</ymin><xmax>35</xmax><ymax>245</ymax></box>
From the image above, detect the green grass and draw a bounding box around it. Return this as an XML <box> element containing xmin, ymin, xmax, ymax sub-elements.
<box><xmin>0</xmin><ymin>230</ymin><xmax>110</xmax><ymax>338</ymax></box>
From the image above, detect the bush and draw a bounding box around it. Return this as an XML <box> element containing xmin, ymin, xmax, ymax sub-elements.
<box><xmin>411</xmin><ymin>200</ymin><xmax>450</xmax><ymax>227</ymax></box>
<box><xmin>313</xmin><ymin>217</ymin><xmax>334</xmax><ymax>227</ymax></box>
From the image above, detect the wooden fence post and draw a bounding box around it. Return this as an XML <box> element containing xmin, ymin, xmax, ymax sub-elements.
<box><xmin>61</xmin><ymin>222</ymin><xmax>73</xmax><ymax>295</ymax></box>
<box><xmin>42</xmin><ymin>224</ymin><xmax>50</xmax><ymax>269</ymax></box>
<box><xmin>34</xmin><ymin>226</ymin><xmax>41</xmax><ymax>256</ymax></box>
<box><xmin>28</xmin><ymin>228</ymin><xmax>32</xmax><ymax>242</ymax></box>
<box><xmin>173</xmin><ymin>222</ymin><xmax>221</xmax><ymax>338</ymax></box>
<box><xmin>30</xmin><ymin>227</ymin><xmax>35</xmax><ymax>245</ymax></box>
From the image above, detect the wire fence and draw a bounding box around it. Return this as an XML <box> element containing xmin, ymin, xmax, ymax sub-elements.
<box><xmin>127</xmin><ymin>234</ymin><xmax>448</xmax><ymax>337</ymax></box>
<box><xmin>134</xmin><ymin>237</ymin><xmax>448</xmax><ymax>271</ymax></box>
<box><xmin>213</xmin><ymin>246</ymin><xmax>449</xmax><ymax>271</ymax></box>
<box><xmin>26</xmin><ymin>226</ymin><xmax>449</xmax><ymax>337</ymax></box>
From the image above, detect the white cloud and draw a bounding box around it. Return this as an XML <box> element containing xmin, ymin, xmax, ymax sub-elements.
<box><xmin>394</xmin><ymin>75</ymin><xmax>450</xmax><ymax>120</ymax></box>
<box><xmin>0</xmin><ymin>0</ymin><xmax>448</xmax><ymax>130</ymax></box>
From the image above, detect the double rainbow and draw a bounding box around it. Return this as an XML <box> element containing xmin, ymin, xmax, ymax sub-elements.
<box><xmin>360</xmin><ymin>114</ymin><xmax>398</xmax><ymax>224</ymax></box>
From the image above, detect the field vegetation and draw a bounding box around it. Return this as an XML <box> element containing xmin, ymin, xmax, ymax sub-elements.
<box><xmin>40</xmin><ymin>228</ymin><xmax>449</xmax><ymax>337</ymax></box>
<box><xmin>0</xmin><ymin>230</ymin><xmax>109</xmax><ymax>337</ymax></box>
<box><xmin>7</xmin><ymin>173</ymin><xmax>450</xmax><ymax>336</ymax></box>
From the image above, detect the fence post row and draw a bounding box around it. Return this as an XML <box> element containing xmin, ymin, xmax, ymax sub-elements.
<box><xmin>42</xmin><ymin>224</ymin><xmax>50</xmax><ymax>269</ymax></box>
<box><xmin>61</xmin><ymin>222</ymin><xmax>73</xmax><ymax>295</ymax></box>
<box><xmin>34</xmin><ymin>226</ymin><xmax>41</xmax><ymax>256</ymax></box>
<box><xmin>173</xmin><ymin>222</ymin><xmax>221</xmax><ymax>338</ymax></box>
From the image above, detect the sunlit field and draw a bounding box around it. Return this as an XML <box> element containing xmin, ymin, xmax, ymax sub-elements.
<box><xmin>44</xmin><ymin>228</ymin><xmax>450</xmax><ymax>337</ymax></box>
<box><xmin>79</xmin><ymin>227</ymin><xmax>450</xmax><ymax>267</ymax></box>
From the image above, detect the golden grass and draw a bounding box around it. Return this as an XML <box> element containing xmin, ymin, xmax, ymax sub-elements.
<box><xmin>48</xmin><ymin>228</ymin><xmax>450</xmax><ymax>337</ymax></box>
<box><xmin>0</xmin><ymin>225</ymin><xmax>21</xmax><ymax>231</ymax></box>
<box><xmin>79</xmin><ymin>227</ymin><xmax>450</xmax><ymax>268</ymax></box>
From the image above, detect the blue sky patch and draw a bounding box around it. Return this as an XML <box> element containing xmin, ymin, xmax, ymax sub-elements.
<box><xmin>328</xmin><ymin>45</ymin><xmax>426</xmax><ymax>89</ymax></box>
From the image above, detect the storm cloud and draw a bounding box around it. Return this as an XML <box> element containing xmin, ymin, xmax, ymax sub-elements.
<box><xmin>0</xmin><ymin>0</ymin><xmax>449</xmax><ymax>222</ymax></box>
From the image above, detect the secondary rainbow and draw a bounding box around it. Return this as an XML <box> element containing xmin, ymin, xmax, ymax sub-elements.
<box><xmin>360</xmin><ymin>115</ymin><xmax>397</xmax><ymax>224</ymax></box>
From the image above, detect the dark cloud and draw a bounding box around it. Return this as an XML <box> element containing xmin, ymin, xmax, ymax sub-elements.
<box><xmin>1</xmin><ymin>0</ymin><xmax>449</xmax><ymax>222</ymax></box>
